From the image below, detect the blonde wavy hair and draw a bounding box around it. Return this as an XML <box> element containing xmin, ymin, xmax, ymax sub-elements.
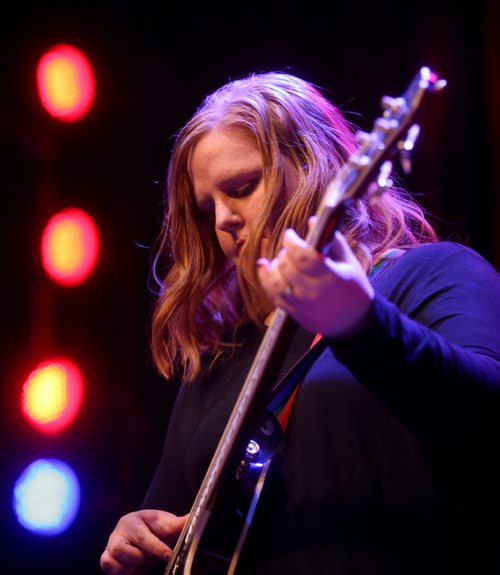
<box><xmin>151</xmin><ymin>72</ymin><xmax>437</xmax><ymax>382</ymax></box>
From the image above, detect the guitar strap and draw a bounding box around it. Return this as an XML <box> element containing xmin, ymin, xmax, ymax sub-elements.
<box><xmin>265</xmin><ymin>331</ymin><xmax>326</xmax><ymax>432</ymax></box>
<box><xmin>268</xmin><ymin>249</ymin><xmax>404</xmax><ymax>433</ymax></box>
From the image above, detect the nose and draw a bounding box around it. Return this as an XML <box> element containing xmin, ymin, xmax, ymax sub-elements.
<box><xmin>215</xmin><ymin>200</ymin><xmax>243</xmax><ymax>235</ymax></box>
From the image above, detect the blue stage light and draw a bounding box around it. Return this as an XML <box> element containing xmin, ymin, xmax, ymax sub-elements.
<box><xmin>13</xmin><ymin>458</ymin><xmax>81</xmax><ymax>536</ymax></box>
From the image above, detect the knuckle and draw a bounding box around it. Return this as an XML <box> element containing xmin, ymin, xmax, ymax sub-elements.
<box><xmin>149</xmin><ymin>513</ymin><xmax>168</xmax><ymax>535</ymax></box>
<box><xmin>101</xmin><ymin>545</ymin><xmax>127</xmax><ymax>574</ymax></box>
<box><xmin>99</xmin><ymin>552</ymin><xmax>112</xmax><ymax>571</ymax></box>
<box><xmin>291</xmin><ymin>247</ymin><xmax>314</xmax><ymax>268</ymax></box>
<box><xmin>106</xmin><ymin>537</ymin><xmax>126</xmax><ymax>559</ymax></box>
<box><xmin>134</xmin><ymin>526</ymin><xmax>149</xmax><ymax>546</ymax></box>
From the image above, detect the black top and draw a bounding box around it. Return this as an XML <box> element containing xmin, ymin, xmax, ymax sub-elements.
<box><xmin>143</xmin><ymin>242</ymin><xmax>500</xmax><ymax>574</ymax></box>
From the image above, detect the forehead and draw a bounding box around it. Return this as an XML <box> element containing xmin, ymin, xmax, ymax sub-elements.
<box><xmin>189</xmin><ymin>127</ymin><xmax>262</xmax><ymax>187</ymax></box>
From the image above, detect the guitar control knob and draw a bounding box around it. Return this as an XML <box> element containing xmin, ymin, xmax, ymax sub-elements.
<box><xmin>245</xmin><ymin>440</ymin><xmax>261</xmax><ymax>460</ymax></box>
<box><xmin>236</xmin><ymin>440</ymin><xmax>262</xmax><ymax>480</ymax></box>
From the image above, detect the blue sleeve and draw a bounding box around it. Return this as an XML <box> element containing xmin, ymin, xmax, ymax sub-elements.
<box><xmin>328</xmin><ymin>243</ymin><xmax>500</xmax><ymax>457</ymax></box>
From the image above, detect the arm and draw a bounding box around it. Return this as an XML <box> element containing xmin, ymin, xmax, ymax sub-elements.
<box><xmin>257</xmin><ymin>230</ymin><xmax>500</xmax><ymax>454</ymax></box>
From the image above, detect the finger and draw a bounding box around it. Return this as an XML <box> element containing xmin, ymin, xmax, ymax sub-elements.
<box><xmin>307</xmin><ymin>215</ymin><xmax>318</xmax><ymax>232</ymax></box>
<box><xmin>100</xmin><ymin>549</ymin><xmax>129</xmax><ymax>575</ymax></box>
<box><xmin>132</xmin><ymin>530</ymin><xmax>171</xmax><ymax>562</ymax></box>
<box><xmin>114</xmin><ymin>531</ymin><xmax>167</xmax><ymax>564</ymax></box>
<box><xmin>100</xmin><ymin>546</ymin><xmax>153</xmax><ymax>575</ymax></box>
<box><xmin>257</xmin><ymin>258</ymin><xmax>295</xmax><ymax>308</ymax></box>
<box><xmin>281</xmin><ymin>228</ymin><xmax>327</xmax><ymax>275</ymax></box>
<box><xmin>256</xmin><ymin>257</ymin><xmax>270</xmax><ymax>270</ymax></box>
<box><xmin>113</xmin><ymin>511</ymin><xmax>174</xmax><ymax>563</ymax></box>
<box><xmin>141</xmin><ymin>509</ymin><xmax>189</xmax><ymax>553</ymax></box>
<box><xmin>156</xmin><ymin>512</ymin><xmax>189</xmax><ymax>542</ymax></box>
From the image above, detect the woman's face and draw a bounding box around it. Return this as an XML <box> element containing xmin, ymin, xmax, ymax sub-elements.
<box><xmin>190</xmin><ymin>126</ymin><xmax>269</xmax><ymax>264</ymax></box>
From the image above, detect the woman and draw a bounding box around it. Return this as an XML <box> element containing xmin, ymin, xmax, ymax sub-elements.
<box><xmin>101</xmin><ymin>72</ymin><xmax>500</xmax><ymax>574</ymax></box>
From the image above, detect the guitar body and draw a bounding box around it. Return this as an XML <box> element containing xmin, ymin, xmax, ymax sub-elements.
<box><xmin>168</xmin><ymin>410</ymin><xmax>282</xmax><ymax>575</ymax></box>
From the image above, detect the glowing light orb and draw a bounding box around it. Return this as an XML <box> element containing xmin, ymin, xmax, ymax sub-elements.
<box><xmin>41</xmin><ymin>207</ymin><xmax>100</xmax><ymax>287</ymax></box>
<box><xmin>37</xmin><ymin>44</ymin><xmax>96</xmax><ymax>122</ymax></box>
<box><xmin>21</xmin><ymin>357</ymin><xmax>85</xmax><ymax>435</ymax></box>
<box><xmin>13</xmin><ymin>459</ymin><xmax>81</xmax><ymax>535</ymax></box>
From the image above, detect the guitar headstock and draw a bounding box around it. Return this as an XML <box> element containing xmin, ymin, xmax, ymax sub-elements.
<box><xmin>342</xmin><ymin>66</ymin><xmax>446</xmax><ymax>201</ymax></box>
<box><xmin>308</xmin><ymin>66</ymin><xmax>446</xmax><ymax>253</ymax></box>
<box><xmin>375</xmin><ymin>66</ymin><xmax>446</xmax><ymax>174</ymax></box>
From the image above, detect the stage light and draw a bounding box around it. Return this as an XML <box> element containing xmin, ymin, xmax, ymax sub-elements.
<box><xmin>13</xmin><ymin>458</ymin><xmax>81</xmax><ymax>536</ymax></box>
<box><xmin>37</xmin><ymin>44</ymin><xmax>95</xmax><ymax>122</ymax></box>
<box><xmin>41</xmin><ymin>207</ymin><xmax>100</xmax><ymax>287</ymax></box>
<box><xmin>21</xmin><ymin>357</ymin><xmax>85</xmax><ymax>435</ymax></box>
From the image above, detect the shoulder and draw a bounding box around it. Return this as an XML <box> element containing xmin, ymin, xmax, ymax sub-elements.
<box><xmin>385</xmin><ymin>241</ymin><xmax>497</xmax><ymax>283</ymax></box>
<box><xmin>400</xmin><ymin>241</ymin><xmax>493</xmax><ymax>267</ymax></box>
<box><xmin>375</xmin><ymin>241</ymin><xmax>499</xmax><ymax>314</ymax></box>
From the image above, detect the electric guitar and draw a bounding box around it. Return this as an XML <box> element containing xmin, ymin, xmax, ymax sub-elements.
<box><xmin>164</xmin><ymin>66</ymin><xmax>446</xmax><ymax>575</ymax></box>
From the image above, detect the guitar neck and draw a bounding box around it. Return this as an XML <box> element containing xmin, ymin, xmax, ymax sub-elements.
<box><xmin>166</xmin><ymin>307</ymin><xmax>298</xmax><ymax>574</ymax></box>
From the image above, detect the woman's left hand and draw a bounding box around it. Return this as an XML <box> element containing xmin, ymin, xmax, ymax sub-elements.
<box><xmin>257</xmin><ymin>226</ymin><xmax>374</xmax><ymax>339</ymax></box>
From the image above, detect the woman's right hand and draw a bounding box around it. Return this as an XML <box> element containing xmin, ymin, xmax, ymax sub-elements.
<box><xmin>100</xmin><ymin>509</ymin><xmax>188</xmax><ymax>574</ymax></box>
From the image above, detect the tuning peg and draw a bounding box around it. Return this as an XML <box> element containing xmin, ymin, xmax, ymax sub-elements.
<box><xmin>419</xmin><ymin>66</ymin><xmax>447</xmax><ymax>92</ymax></box>
<box><xmin>355</xmin><ymin>130</ymin><xmax>374</xmax><ymax>147</ymax></box>
<box><xmin>369</xmin><ymin>160</ymin><xmax>393</xmax><ymax>204</ymax></box>
<box><xmin>377</xmin><ymin>160</ymin><xmax>393</xmax><ymax>189</ymax></box>
<box><xmin>397</xmin><ymin>123</ymin><xmax>420</xmax><ymax>174</ymax></box>
<box><xmin>380</xmin><ymin>95</ymin><xmax>407</xmax><ymax>113</ymax></box>
<box><xmin>350</xmin><ymin>153</ymin><xmax>371</xmax><ymax>169</ymax></box>
<box><xmin>374</xmin><ymin>117</ymin><xmax>399</xmax><ymax>133</ymax></box>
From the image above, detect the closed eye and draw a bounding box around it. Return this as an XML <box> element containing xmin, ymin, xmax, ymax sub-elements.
<box><xmin>230</xmin><ymin>178</ymin><xmax>260</xmax><ymax>199</ymax></box>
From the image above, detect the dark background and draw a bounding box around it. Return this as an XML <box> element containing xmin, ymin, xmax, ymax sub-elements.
<box><xmin>1</xmin><ymin>1</ymin><xmax>498</xmax><ymax>574</ymax></box>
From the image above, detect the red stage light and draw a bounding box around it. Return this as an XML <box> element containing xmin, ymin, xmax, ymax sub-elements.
<box><xmin>21</xmin><ymin>357</ymin><xmax>85</xmax><ymax>435</ymax></box>
<box><xmin>41</xmin><ymin>207</ymin><xmax>100</xmax><ymax>287</ymax></box>
<box><xmin>37</xmin><ymin>44</ymin><xmax>96</xmax><ymax>122</ymax></box>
